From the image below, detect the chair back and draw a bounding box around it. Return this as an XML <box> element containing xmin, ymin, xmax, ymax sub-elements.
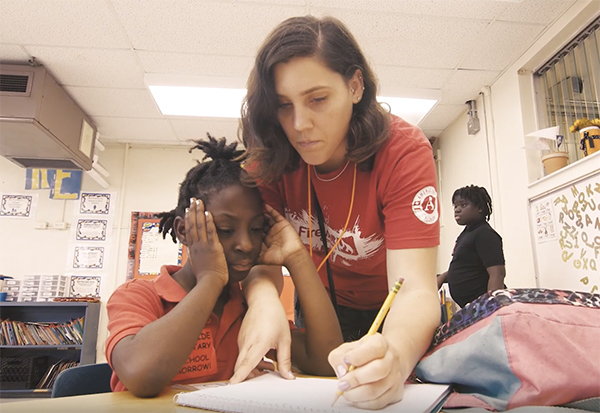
<box><xmin>51</xmin><ymin>362</ymin><xmax>112</xmax><ymax>398</ymax></box>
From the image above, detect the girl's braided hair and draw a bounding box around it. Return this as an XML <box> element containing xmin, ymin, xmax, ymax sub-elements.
<box><xmin>157</xmin><ymin>133</ymin><xmax>248</xmax><ymax>242</ymax></box>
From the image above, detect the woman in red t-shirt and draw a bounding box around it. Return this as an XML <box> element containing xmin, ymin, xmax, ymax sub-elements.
<box><xmin>231</xmin><ymin>15</ymin><xmax>441</xmax><ymax>411</ymax></box>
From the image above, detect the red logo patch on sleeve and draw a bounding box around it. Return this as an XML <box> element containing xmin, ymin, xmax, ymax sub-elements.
<box><xmin>412</xmin><ymin>186</ymin><xmax>439</xmax><ymax>225</ymax></box>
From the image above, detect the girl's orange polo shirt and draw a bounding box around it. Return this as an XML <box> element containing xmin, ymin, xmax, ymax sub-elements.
<box><xmin>105</xmin><ymin>265</ymin><xmax>246</xmax><ymax>392</ymax></box>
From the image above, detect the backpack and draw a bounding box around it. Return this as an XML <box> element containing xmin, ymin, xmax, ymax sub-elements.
<box><xmin>414</xmin><ymin>288</ymin><xmax>600</xmax><ymax>411</ymax></box>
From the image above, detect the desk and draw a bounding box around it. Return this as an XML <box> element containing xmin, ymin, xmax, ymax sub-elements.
<box><xmin>1</xmin><ymin>387</ymin><xmax>208</xmax><ymax>413</ymax></box>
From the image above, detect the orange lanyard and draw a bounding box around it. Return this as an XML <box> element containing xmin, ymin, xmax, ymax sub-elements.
<box><xmin>307</xmin><ymin>162</ymin><xmax>357</xmax><ymax>271</ymax></box>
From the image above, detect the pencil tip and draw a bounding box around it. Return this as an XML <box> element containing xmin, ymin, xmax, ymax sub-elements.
<box><xmin>331</xmin><ymin>391</ymin><xmax>341</xmax><ymax>407</ymax></box>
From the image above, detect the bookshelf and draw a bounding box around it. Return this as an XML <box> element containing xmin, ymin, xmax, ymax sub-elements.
<box><xmin>0</xmin><ymin>301</ymin><xmax>100</xmax><ymax>398</ymax></box>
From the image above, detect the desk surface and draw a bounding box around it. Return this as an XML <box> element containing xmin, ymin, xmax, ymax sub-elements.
<box><xmin>1</xmin><ymin>388</ymin><xmax>208</xmax><ymax>413</ymax></box>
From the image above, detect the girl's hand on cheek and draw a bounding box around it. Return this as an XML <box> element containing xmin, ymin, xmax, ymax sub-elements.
<box><xmin>185</xmin><ymin>198</ymin><xmax>229</xmax><ymax>287</ymax></box>
<box><xmin>258</xmin><ymin>205</ymin><xmax>305</xmax><ymax>266</ymax></box>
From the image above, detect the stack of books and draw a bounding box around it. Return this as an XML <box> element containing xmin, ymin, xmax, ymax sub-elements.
<box><xmin>36</xmin><ymin>360</ymin><xmax>79</xmax><ymax>389</ymax></box>
<box><xmin>0</xmin><ymin>316</ymin><xmax>84</xmax><ymax>346</ymax></box>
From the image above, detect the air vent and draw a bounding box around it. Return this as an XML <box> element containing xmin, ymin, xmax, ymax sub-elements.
<box><xmin>10</xmin><ymin>157</ymin><xmax>81</xmax><ymax>170</ymax></box>
<box><xmin>0</xmin><ymin>72</ymin><xmax>33</xmax><ymax>96</ymax></box>
<box><xmin>0</xmin><ymin>64</ymin><xmax>95</xmax><ymax>171</ymax></box>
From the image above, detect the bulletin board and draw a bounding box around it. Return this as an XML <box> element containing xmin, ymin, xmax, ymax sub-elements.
<box><xmin>529</xmin><ymin>170</ymin><xmax>600</xmax><ymax>294</ymax></box>
<box><xmin>127</xmin><ymin>212</ymin><xmax>187</xmax><ymax>280</ymax></box>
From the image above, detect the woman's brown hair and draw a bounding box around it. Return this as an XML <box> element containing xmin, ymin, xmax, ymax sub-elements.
<box><xmin>240</xmin><ymin>15</ymin><xmax>390</xmax><ymax>185</ymax></box>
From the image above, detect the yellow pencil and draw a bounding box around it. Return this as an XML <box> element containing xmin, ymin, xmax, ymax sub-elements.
<box><xmin>331</xmin><ymin>277</ymin><xmax>404</xmax><ymax>407</ymax></box>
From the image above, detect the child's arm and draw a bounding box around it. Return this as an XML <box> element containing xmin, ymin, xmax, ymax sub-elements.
<box><xmin>110</xmin><ymin>199</ymin><xmax>228</xmax><ymax>397</ymax></box>
<box><xmin>477</xmin><ymin>229</ymin><xmax>506</xmax><ymax>293</ymax></box>
<box><xmin>436</xmin><ymin>271</ymin><xmax>448</xmax><ymax>289</ymax></box>
<box><xmin>486</xmin><ymin>265</ymin><xmax>506</xmax><ymax>292</ymax></box>
<box><xmin>260</xmin><ymin>204</ymin><xmax>343</xmax><ymax>376</ymax></box>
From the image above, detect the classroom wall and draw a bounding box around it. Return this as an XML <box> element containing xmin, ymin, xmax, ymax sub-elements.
<box><xmin>435</xmin><ymin>0</ymin><xmax>599</xmax><ymax>289</ymax></box>
<box><xmin>0</xmin><ymin>145</ymin><xmax>200</xmax><ymax>362</ymax></box>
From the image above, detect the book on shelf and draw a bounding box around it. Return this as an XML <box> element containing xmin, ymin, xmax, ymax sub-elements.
<box><xmin>4</xmin><ymin>321</ymin><xmax>16</xmax><ymax>345</ymax></box>
<box><xmin>0</xmin><ymin>322</ymin><xmax>8</xmax><ymax>345</ymax></box>
<box><xmin>36</xmin><ymin>359</ymin><xmax>79</xmax><ymax>389</ymax></box>
<box><xmin>20</xmin><ymin>322</ymin><xmax>35</xmax><ymax>345</ymax></box>
<box><xmin>13</xmin><ymin>322</ymin><xmax>24</xmax><ymax>346</ymax></box>
<box><xmin>0</xmin><ymin>317</ymin><xmax>85</xmax><ymax>346</ymax></box>
<box><xmin>28</xmin><ymin>323</ymin><xmax>45</xmax><ymax>345</ymax></box>
<box><xmin>20</xmin><ymin>322</ymin><xmax>36</xmax><ymax>345</ymax></box>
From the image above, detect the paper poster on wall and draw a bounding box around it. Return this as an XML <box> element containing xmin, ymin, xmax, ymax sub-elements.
<box><xmin>49</xmin><ymin>170</ymin><xmax>82</xmax><ymax>200</ymax></box>
<box><xmin>127</xmin><ymin>212</ymin><xmax>186</xmax><ymax>280</ymax></box>
<box><xmin>25</xmin><ymin>168</ymin><xmax>82</xmax><ymax>200</ymax></box>
<box><xmin>529</xmin><ymin>171</ymin><xmax>600</xmax><ymax>294</ymax></box>
<box><xmin>0</xmin><ymin>193</ymin><xmax>38</xmax><ymax>219</ymax></box>
<box><xmin>76</xmin><ymin>192</ymin><xmax>117</xmax><ymax>216</ymax></box>
<box><xmin>532</xmin><ymin>198</ymin><xmax>557</xmax><ymax>242</ymax></box>
<box><xmin>68</xmin><ymin>275</ymin><xmax>101</xmax><ymax>297</ymax></box>
<box><xmin>74</xmin><ymin>218</ymin><xmax>112</xmax><ymax>242</ymax></box>
<box><xmin>69</xmin><ymin>245</ymin><xmax>106</xmax><ymax>269</ymax></box>
<box><xmin>25</xmin><ymin>168</ymin><xmax>54</xmax><ymax>190</ymax></box>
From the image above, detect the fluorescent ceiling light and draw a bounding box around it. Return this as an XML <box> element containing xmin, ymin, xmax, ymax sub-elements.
<box><xmin>148</xmin><ymin>86</ymin><xmax>246</xmax><ymax>118</ymax></box>
<box><xmin>145</xmin><ymin>74</ymin><xmax>439</xmax><ymax>125</ymax></box>
<box><xmin>378</xmin><ymin>96</ymin><xmax>438</xmax><ymax>126</ymax></box>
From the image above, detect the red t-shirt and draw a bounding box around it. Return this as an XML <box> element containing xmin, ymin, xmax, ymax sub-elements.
<box><xmin>259</xmin><ymin>115</ymin><xmax>439</xmax><ymax>310</ymax></box>
<box><xmin>105</xmin><ymin>265</ymin><xmax>246</xmax><ymax>391</ymax></box>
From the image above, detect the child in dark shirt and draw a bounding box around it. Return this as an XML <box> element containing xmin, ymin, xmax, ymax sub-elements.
<box><xmin>437</xmin><ymin>185</ymin><xmax>506</xmax><ymax>307</ymax></box>
<box><xmin>105</xmin><ymin>134</ymin><xmax>342</xmax><ymax>397</ymax></box>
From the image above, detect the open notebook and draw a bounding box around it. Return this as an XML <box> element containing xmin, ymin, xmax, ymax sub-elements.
<box><xmin>173</xmin><ymin>372</ymin><xmax>450</xmax><ymax>413</ymax></box>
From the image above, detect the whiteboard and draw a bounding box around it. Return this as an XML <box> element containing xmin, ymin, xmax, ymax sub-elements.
<box><xmin>529</xmin><ymin>170</ymin><xmax>600</xmax><ymax>294</ymax></box>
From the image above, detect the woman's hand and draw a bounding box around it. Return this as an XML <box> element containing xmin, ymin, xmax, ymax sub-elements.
<box><xmin>230</xmin><ymin>295</ymin><xmax>294</xmax><ymax>383</ymax></box>
<box><xmin>258</xmin><ymin>204</ymin><xmax>305</xmax><ymax>267</ymax></box>
<box><xmin>244</xmin><ymin>358</ymin><xmax>276</xmax><ymax>380</ymax></box>
<box><xmin>185</xmin><ymin>198</ymin><xmax>228</xmax><ymax>287</ymax></box>
<box><xmin>231</xmin><ymin>265</ymin><xmax>295</xmax><ymax>383</ymax></box>
<box><xmin>327</xmin><ymin>334</ymin><xmax>405</xmax><ymax>409</ymax></box>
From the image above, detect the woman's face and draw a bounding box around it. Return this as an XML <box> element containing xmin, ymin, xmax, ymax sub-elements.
<box><xmin>274</xmin><ymin>56</ymin><xmax>360</xmax><ymax>173</ymax></box>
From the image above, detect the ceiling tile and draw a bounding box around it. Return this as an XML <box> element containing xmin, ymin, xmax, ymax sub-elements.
<box><xmin>237</xmin><ymin>0</ymin><xmax>306</xmax><ymax>5</ymax></box>
<box><xmin>496</xmin><ymin>0</ymin><xmax>578</xmax><ymax>24</ymax></box>
<box><xmin>23</xmin><ymin>46</ymin><xmax>145</xmax><ymax>88</ymax></box>
<box><xmin>95</xmin><ymin>117</ymin><xmax>178</xmax><ymax>144</ymax></box>
<box><xmin>111</xmin><ymin>0</ymin><xmax>305</xmax><ymax>55</ymax></box>
<box><xmin>169</xmin><ymin>118</ymin><xmax>241</xmax><ymax>145</ymax></box>
<box><xmin>419</xmin><ymin>104</ymin><xmax>466</xmax><ymax>131</ymax></box>
<box><xmin>375</xmin><ymin>65</ymin><xmax>452</xmax><ymax>90</ymax></box>
<box><xmin>0</xmin><ymin>45</ymin><xmax>31</xmax><ymax>62</ymax></box>
<box><xmin>0</xmin><ymin>0</ymin><xmax>130</xmax><ymax>48</ymax></box>
<box><xmin>460</xmin><ymin>21</ymin><xmax>545</xmax><ymax>71</ymax></box>
<box><xmin>421</xmin><ymin>128</ymin><xmax>444</xmax><ymax>139</ymax></box>
<box><xmin>307</xmin><ymin>0</ymin><xmax>507</xmax><ymax>20</ymax></box>
<box><xmin>440</xmin><ymin>69</ymin><xmax>501</xmax><ymax>104</ymax></box>
<box><xmin>311</xmin><ymin>8</ymin><xmax>490</xmax><ymax>69</ymax></box>
<box><xmin>64</xmin><ymin>87</ymin><xmax>161</xmax><ymax>118</ymax></box>
<box><xmin>137</xmin><ymin>51</ymin><xmax>254</xmax><ymax>80</ymax></box>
